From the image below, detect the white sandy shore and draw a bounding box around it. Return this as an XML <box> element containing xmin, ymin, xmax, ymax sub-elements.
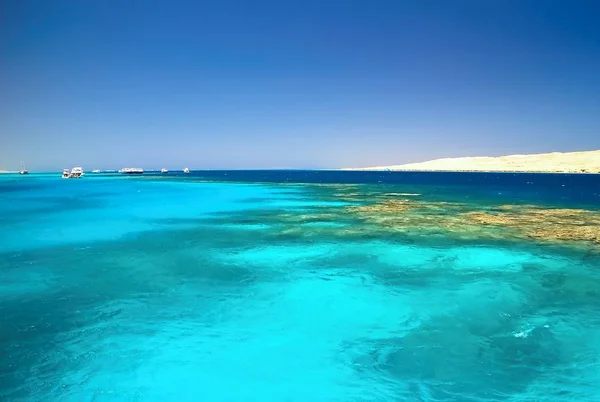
<box><xmin>345</xmin><ymin>150</ymin><xmax>600</xmax><ymax>174</ymax></box>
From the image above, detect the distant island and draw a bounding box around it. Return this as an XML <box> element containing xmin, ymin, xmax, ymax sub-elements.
<box><xmin>345</xmin><ymin>150</ymin><xmax>600</xmax><ymax>174</ymax></box>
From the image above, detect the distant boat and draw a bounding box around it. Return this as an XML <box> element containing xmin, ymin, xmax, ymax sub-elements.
<box><xmin>71</xmin><ymin>167</ymin><xmax>84</xmax><ymax>178</ymax></box>
<box><xmin>92</xmin><ymin>169</ymin><xmax>101</xmax><ymax>173</ymax></box>
<box><xmin>119</xmin><ymin>168</ymin><xmax>144</xmax><ymax>175</ymax></box>
<box><xmin>19</xmin><ymin>162</ymin><xmax>28</xmax><ymax>175</ymax></box>
<box><xmin>161</xmin><ymin>168</ymin><xmax>168</xmax><ymax>173</ymax></box>
<box><xmin>183</xmin><ymin>167</ymin><xmax>190</xmax><ymax>174</ymax></box>
<box><xmin>62</xmin><ymin>167</ymin><xmax>84</xmax><ymax>178</ymax></box>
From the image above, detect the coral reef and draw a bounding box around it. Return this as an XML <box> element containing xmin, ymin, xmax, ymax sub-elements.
<box><xmin>466</xmin><ymin>207</ymin><xmax>600</xmax><ymax>244</ymax></box>
<box><xmin>341</xmin><ymin>194</ymin><xmax>600</xmax><ymax>247</ymax></box>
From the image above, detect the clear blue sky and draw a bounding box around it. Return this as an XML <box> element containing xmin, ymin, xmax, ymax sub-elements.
<box><xmin>2</xmin><ymin>0</ymin><xmax>599</xmax><ymax>170</ymax></box>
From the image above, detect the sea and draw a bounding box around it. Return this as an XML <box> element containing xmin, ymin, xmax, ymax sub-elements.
<box><xmin>1</xmin><ymin>170</ymin><xmax>599</xmax><ymax>401</ymax></box>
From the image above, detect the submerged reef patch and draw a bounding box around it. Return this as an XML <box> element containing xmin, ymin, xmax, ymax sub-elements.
<box><xmin>297</xmin><ymin>185</ymin><xmax>600</xmax><ymax>250</ymax></box>
<box><xmin>348</xmin><ymin>198</ymin><xmax>600</xmax><ymax>247</ymax></box>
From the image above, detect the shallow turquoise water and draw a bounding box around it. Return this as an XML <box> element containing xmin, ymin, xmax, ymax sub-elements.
<box><xmin>1</xmin><ymin>173</ymin><xmax>600</xmax><ymax>401</ymax></box>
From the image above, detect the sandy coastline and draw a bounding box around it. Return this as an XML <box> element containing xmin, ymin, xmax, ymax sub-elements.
<box><xmin>345</xmin><ymin>150</ymin><xmax>600</xmax><ymax>174</ymax></box>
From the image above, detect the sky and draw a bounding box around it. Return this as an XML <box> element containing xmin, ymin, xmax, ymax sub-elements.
<box><xmin>1</xmin><ymin>0</ymin><xmax>599</xmax><ymax>170</ymax></box>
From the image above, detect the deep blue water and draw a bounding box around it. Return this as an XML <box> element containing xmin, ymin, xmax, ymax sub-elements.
<box><xmin>1</xmin><ymin>171</ymin><xmax>599</xmax><ymax>401</ymax></box>
<box><xmin>151</xmin><ymin>170</ymin><xmax>600</xmax><ymax>207</ymax></box>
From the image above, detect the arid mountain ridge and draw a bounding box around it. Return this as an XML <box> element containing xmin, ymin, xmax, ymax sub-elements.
<box><xmin>346</xmin><ymin>150</ymin><xmax>600</xmax><ymax>173</ymax></box>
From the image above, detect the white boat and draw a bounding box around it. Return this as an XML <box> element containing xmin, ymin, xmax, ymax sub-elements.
<box><xmin>71</xmin><ymin>167</ymin><xmax>84</xmax><ymax>178</ymax></box>
<box><xmin>161</xmin><ymin>168</ymin><xmax>168</xmax><ymax>173</ymax></box>
<box><xmin>183</xmin><ymin>167</ymin><xmax>190</xmax><ymax>173</ymax></box>
<box><xmin>19</xmin><ymin>162</ymin><xmax>28</xmax><ymax>175</ymax></box>
<box><xmin>92</xmin><ymin>169</ymin><xmax>101</xmax><ymax>173</ymax></box>
<box><xmin>62</xmin><ymin>167</ymin><xmax>84</xmax><ymax>178</ymax></box>
<box><xmin>119</xmin><ymin>168</ymin><xmax>144</xmax><ymax>175</ymax></box>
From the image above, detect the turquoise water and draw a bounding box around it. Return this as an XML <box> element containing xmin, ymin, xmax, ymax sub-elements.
<box><xmin>1</xmin><ymin>172</ymin><xmax>600</xmax><ymax>401</ymax></box>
